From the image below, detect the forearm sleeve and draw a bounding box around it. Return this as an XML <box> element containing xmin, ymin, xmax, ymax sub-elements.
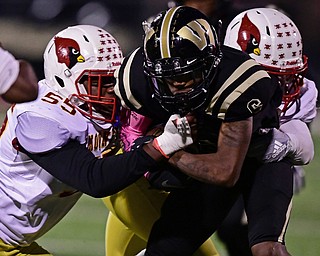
<box><xmin>25</xmin><ymin>140</ymin><xmax>158</xmax><ymax>197</ymax></box>
<box><xmin>280</xmin><ymin>119</ymin><xmax>314</xmax><ymax>165</ymax></box>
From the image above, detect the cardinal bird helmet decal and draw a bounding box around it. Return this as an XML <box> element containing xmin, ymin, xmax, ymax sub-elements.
<box><xmin>224</xmin><ymin>8</ymin><xmax>308</xmax><ymax>114</ymax></box>
<box><xmin>236</xmin><ymin>13</ymin><xmax>261</xmax><ymax>56</ymax></box>
<box><xmin>44</xmin><ymin>25</ymin><xmax>123</xmax><ymax>123</ymax></box>
<box><xmin>54</xmin><ymin>37</ymin><xmax>85</xmax><ymax>69</ymax></box>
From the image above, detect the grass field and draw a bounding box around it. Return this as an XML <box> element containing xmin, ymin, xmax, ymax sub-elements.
<box><xmin>1</xmin><ymin>103</ymin><xmax>320</xmax><ymax>256</ymax></box>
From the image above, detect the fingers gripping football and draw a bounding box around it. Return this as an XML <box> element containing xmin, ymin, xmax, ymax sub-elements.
<box><xmin>153</xmin><ymin>114</ymin><xmax>195</xmax><ymax>158</ymax></box>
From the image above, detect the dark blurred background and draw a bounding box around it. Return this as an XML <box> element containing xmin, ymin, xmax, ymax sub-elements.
<box><xmin>0</xmin><ymin>0</ymin><xmax>319</xmax><ymax>94</ymax></box>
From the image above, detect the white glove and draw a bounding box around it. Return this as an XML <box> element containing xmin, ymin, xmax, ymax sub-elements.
<box><xmin>262</xmin><ymin>128</ymin><xmax>292</xmax><ymax>163</ymax></box>
<box><xmin>153</xmin><ymin>114</ymin><xmax>193</xmax><ymax>158</ymax></box>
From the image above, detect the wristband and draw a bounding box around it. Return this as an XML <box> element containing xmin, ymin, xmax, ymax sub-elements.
<box><xmin>152</xmin><ymin>139</ymin><xmax>170</xmax><ymax>158</ymax></box>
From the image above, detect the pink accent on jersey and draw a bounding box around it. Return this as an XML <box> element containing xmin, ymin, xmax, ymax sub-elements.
<box><xmin>120</xmin><ymin>109</ymin><xmax>152</xmax><ymax>151</ymax></box>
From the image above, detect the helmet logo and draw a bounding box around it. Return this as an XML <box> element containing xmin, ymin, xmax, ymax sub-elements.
<box><xmin>237</xmin><ymin>13</ymin><xmax>261</xmax><ymax>56</ymax></box>
<box><xmin>177</xmin><ymin>19</ymin><xmax>215</xmax><ymax>52</ymax></box>
<box><xmin>54</xmin><ymin>37</ymin><xmax>85</xmax><ymax>69</ymax></box>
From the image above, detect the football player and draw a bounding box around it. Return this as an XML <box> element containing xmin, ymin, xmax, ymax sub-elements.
<box><xmin>112</xmin><ymin>6</ymin><xmax>309</xmax><ymax>256</ymax></box>
<box><xmin>215</xmin><ymin>7</ymin><xmax>317</xmax><ymax>256</ymax></box>
<box><xmin>0</xmin><ymin>45</ymin><xmax>38</xmax><ymax>103</ymax></box>
<box><xmin>0</xmin><ymin>25</ymin><xmax>194</xmax><ymax>255</ymax></box>
<box><xmin>103</xmin><ymin>109</ymin><xmax>219</xmax><ymax>256</ymax></box>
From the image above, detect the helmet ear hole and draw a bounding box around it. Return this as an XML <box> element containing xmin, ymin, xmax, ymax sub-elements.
<box><xmin>55</xmin><ymin>76</ymin><xmax>65</xmax><ymax>88</ymax></box>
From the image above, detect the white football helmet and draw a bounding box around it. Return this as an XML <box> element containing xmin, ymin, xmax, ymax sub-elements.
<box><xmin>44</xmin><ymin>25</ymin><xmax>123</xmax><ymax>122</ymax></box>
<box><xmin>224</xmin><ymin>8</ymin><xmax>308</xmax><ymax>113</ymax></box>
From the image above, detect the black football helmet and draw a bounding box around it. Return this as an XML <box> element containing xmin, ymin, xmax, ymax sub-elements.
<box><xmin>143</xmin><ymin>6</ymin><xmax>222</xmax><ymax>115</ymax></box>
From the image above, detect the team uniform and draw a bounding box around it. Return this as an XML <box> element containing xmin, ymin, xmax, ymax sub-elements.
<box><xmin>0</xmin><ymin>47</ymin><xmax>19</xmax><ymax>96</ymax></box>
<box><xmin>110</xmin><ymin>6</ymin><xmax>312</xmax><ymax>256</ymax></box>
<box><xmin>0</xmin><ymin>25</ymin><xmax>175</xmax><ymax>255</ymax></box>
<box><xmin>280</xmin><ymin>78</ymin><xmax>317</xmax><ymax>123</ymax></box>
<box><xmin>214</xmin><ymin>8</ymin><xmax>317</xmax><ymax>255</ymax></box>
<box><xmin>0</xmin><ymin>81</ymin><xmax>108</xmax><ymax>253</ymax></box>
<box><xmin>279</xmin><ymin>77</ymin><xmax>317</xmax><ymax>167</ymax></box>
<box><xmin>216</xmin><ymin>76</ymin><xmax>317</xmax><ymax>256</ymax></box>
<box><xmin>108</xmin><ymin>43</ymin><xmax>291</xmax><ymax>255</ymax></box>
<box><xmin>103</xmin><ymin>110</ymin><xmax>218</xmax><ymax>256</ymax></box>
<box><xmin>0</xmin><ymin>74</ymin><xmax>167</xmax><ymax>254</ymax></box>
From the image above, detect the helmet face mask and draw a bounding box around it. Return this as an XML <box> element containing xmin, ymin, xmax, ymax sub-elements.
<box><xmin>151</xmin><ymin>69</ymin><xmax>207</xmax><ymax>114</ymax></box>
<box><xmin>224</xmin><ymin>8</ymin><xmax>308</xmax><ymax>114</ymax></box>
<box><xmin>273</xmin><ymin>66</ymin><xmax>306</xmax><ymax>114</ymax></box>
<box><xmin>70</xmin><ymin>69</ymin><xmax>118</xmax><ymax>122</ymax></box>
<box><xmin>43</xmin><ymin>25</ymin><xmax>123</xmax><ymax>123</ymax></box>
<box><xmin>143</xmin><ymin>6</ymin><xmax>222</xmax><ymax>115</ymax></box>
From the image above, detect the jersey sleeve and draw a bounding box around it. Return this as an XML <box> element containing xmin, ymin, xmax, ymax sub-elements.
<box><xmin>16</xmin><ymin>111</ymin><xmax>76</xmax><ymax>153</ymax></box>
<box><xmin>119</xmin><ymin>109</ymin><xmax>153</xmax><ymax>151</ymax></box>
<box><xmin>205</xmin><ymin>49</ymin><xmax>280</xmax><ymax>123</ymax></box>
<box><xmin>0</xmin><ymin>48</ymin><xmax>19</xmax><ymax>95</ymax></box>
<box><xmin>24</xmin><ymin>139</ymin><xmax>159</xmax><ymax>197</ymax></box>
<box><xmin>114</xmin><ymin>47</ymin><xmax>146</xmax><ymax>112</ymax></box>
<box><xmin>224</xmin><ymin>74</ymin><xmax>279</xmax><ymax>122</ymax></box>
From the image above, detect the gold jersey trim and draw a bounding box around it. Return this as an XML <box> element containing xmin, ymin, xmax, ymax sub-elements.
<box><xmin>206</xmin><ymin>59</ymin><xmax>270</xmax><ymax>119</ymax></box>
<box><xmin>114</xmin><ymin>48</ymin><xmax>142</xmax><ymax>110</ymax></box>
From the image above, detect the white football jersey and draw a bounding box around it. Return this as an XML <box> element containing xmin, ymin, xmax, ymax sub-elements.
<box><xmin>0</xmin><ymin>47</ymin><xmax>19</xmax><ymax>95</ymax></box>
<box><xmin>280</xmin><ymin>78</ymin><xmax>318</xmax><ymax>124</ymax></box>
<box><xmin>0</xmin><ymin>80</ymin><xmax>114</xmax><ymax>245</ymax></box>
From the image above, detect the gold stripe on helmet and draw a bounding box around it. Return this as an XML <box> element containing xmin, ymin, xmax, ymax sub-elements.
<box><xmin>177</xmin><ymin>19</ymin><xmax>215</xmax><ymax>50</ymax></box>
<box><xmin>144</xmin><ymin>27</ymin><xmax>156</xmax><ymax>50</ymax></box>
<box><xmin>160</xmin><ymin>7</ymin><xmax>180</xmax><ymax>58</ymax></box>
<box><xmin>196</xmin><ymin>19</ymin><xmax>216</xmax><ymax>47</ymax></box>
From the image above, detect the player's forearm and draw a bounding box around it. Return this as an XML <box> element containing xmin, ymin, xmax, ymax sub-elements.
<box><xmin>169</xmin><ymin>118</ymin><xmax>252</xmax><ymax>187</ymax></box>
<box><xmin>2</xmin><ymin>60</ymin><xmax>38</xmax><ymax>103</ymax></box>
<box><xmin>169</xmin><ymin>151</ymin><xmax>242</xmax><ymax>187</ymax></box>
<box><xmin>25</xmin><ymin>140</ymin><xmax>162</xmax><ymax>198</ymax></box>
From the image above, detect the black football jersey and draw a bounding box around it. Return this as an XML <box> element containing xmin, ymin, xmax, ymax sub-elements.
<box><xmin>115</xmin><ymin>46</ymin><xmax>281</xmax><ymax>152</ymax></box>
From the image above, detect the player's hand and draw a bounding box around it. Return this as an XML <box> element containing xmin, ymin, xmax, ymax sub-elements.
<box><xmin>131</xmin><ymin>135</ymin><xmax>155</xmax><ymax>150</ymax></box>
<box><xmin>184</xmin><ymin>112</ymin><xmax>197</xmax><ymax>139</ymax></box>
<box><xmin>262</xmin><ymin>128</ymin><xmax>292</xmax><ymax>163</ymax></box>
<box><xmin>144</xmin><ymin>165</ymin><xmax>192</xmax><ymax>191</ymax></box>
<box><xmin>152</xmin><ymin>114</ymin><xmax>195</xmax><ymax>158</ymax></box>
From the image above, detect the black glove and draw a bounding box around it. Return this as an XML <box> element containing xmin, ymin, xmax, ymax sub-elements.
<box><xmin>131</xmin><ymin>135</ymin><xmax>193</xmax><ymax>191</ymax></box>
<box><xmin>144</xmin><ymin>165</ymin><xmax>193</xmax><ymax>191</ymax></box>
<box><xmin>130</xmin><ymin>135</ymin><xmax>155</xmax><ymax>150</ymax></box>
